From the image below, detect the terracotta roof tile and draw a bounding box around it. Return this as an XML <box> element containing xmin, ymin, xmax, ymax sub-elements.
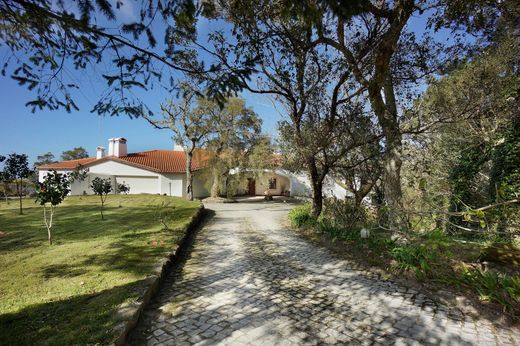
<box><xmin>37</xmin><ymin>150</ymin><xmax>208</xmax><ymax>173</ymax></box>
<box><xmin>38</xmin><ymin>157</ymin><xmax>97</xmax><ymax>170</ymax></box>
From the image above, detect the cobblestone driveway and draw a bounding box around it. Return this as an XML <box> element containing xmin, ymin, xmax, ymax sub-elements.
<box><xmin>128</xmin><ymin>199</ymin><xmax>519</xmax><ymax>346</ymax></box>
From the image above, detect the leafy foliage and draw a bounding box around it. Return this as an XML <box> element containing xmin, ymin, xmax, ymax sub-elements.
<box><xmin>0</xmin><ymin>0</ymin><xmax>239</xmax><ymax>117</ymax></box>
<box><xmin>288</xmin><ymin>203</ymin><xmax>316</xmax><ymax>228</ymax></box>
<box><xmin>61</xmin><ymin>147</ymin><xmax>89</xmax><ymax>161</ymax></box>
<box><xmin>35</xmin><ymin>171</ymin><xmax>70</xmax><ymax>207</ymax></box>
<box><xmin>35</xmin><ymin>170</ymin><xmax>71</xmax><ymax>244</ymax></box>
<box><xmin>90</xmin><ymin>177</ymin><xmax>112</xmax><ymax>219</ymax></box>
<box><xmin>390</xmin><ymin>244</ymin><xmax>433</xmax><ymax>276</ymax></box>
<box><xmin>116</xmin><ymin>182</ymin><xmax>130</xmax><ymax>195</ymax></box>
<box><xmin>458</xmin><ymin>268</ymin><xmax>520</xmax><ymax>316</ymax></box>
<box><xmin>33</xmin><ymin>152</ymin><xmax>56</xmax><ymax>168</ymax></box>
<box><xmin>3</xmin><ymin>153</ymin><xmax>32</xmax><ymax>214</ymax></box>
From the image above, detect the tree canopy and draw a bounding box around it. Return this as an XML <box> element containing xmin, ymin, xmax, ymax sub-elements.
<box><xmin>61</xmin><ymin>147</ymin><xmax>89</xmax><ymax>161</ymax></box>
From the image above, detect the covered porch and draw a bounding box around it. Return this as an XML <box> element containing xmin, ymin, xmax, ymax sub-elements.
<box><xmin>238</xmin><ymin>171</ymin><xmax>292</xmax><ymax>197</ymax></box>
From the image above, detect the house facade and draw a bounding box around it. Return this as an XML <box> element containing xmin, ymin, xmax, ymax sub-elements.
<box><xmin>38</xmin><ymin>138</ymin><xmax>210</xmax><ymax>198</ymax></box>
<box><xmin>38</xmin><ymin>137</ymin><xmax>349</xmax><ymax>199</ymax></box>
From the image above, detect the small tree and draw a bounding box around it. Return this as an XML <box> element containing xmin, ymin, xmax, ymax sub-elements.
<box><xmin>35</xmin><ymin>171</ymin><xmax>70</xmax><ymax>245</ymax></box>
<box><xmin>4</xmin><ymin>153</ymin><xmax>32</xmax><ymax>214</ymax></box>
<box><xmin>116</xmin><ymin>182</ymin><xmax>130</xmax><ymax>195</ymax></box>
<box><xmin>91</xmin><ymin>177</ymin><xmax>112</xmax><ymax>220</ymax></box>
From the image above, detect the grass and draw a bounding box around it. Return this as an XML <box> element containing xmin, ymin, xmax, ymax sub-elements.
<box><xmin>0</xmin><ymin>194</ymin><xmax>200</xmax><ymax>345</ymax></box>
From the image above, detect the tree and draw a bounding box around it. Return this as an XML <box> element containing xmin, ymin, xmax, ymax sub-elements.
<box><xmin>116</xmin><ymin>182</ymin><xmax>130</xmax><ymax>195</ymax></box>
<box><xmin>34</xmin><ymin>152</ymin><xmax>56</xmax><ymax>168</ymax></box>
<box><xmin>4</xmin><ymin>153</ymin><xmax>32</xmax><ymax>214</ymax></box>
<box><xmin>203</xmin><ymin>97</ymin><xmax>261</xmax><ymax>198</ymax></box>
<box><xmin>144</xmin><ymin>82</ymin><xmax>213</xmax><ymax>201</ymax></box>
<box><xmin>35</xmin><ymin>170</ymin><xmax>70</xmax><ymax>245</ymax></box>
<box><xmin>202</xmin><ymin>2</ymin><xmax>372</xmax><ymax>216</ymax></box>
<box><xmin>61</xmin><ymin>147</ymin><xmax>89</xmax><ymax>161</ymax></box>
<box><xmin>0</xmin><ymin>0</ymin><xmax>244</xmax><ymax>117</ymax></box>
<box><xmin>90</xmin><ymin>177</ymin><xmax>112</xmax><ymax>220</ymax></box>
<box><xmin>405</xmin><ymin>33</ymin><xmax>520</xmax><ymax>236</ymax></box>
<box><xmin>0</xmin><ymin>155</ymin><xmax>6</xmax><ymax>201</ymax></box>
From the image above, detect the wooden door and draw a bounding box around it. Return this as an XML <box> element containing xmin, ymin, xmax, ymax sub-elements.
<box><xmin>247</xmin><ymin>178</ymin><xmax>256</xmax><ymax>196</ymax></box>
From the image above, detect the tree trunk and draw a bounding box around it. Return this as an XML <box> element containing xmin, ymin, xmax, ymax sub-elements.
<box><xmin>18</xmin><ymin>179</ymin><xmax>22</xmax><ymax>215</ymax></box>
<box><xmin>210</xmin><ymin>167</ymin><xmax>220</xmax><ymax>198</ymax></box>
<box><xmin>308</xmin><ymin>159</ymin><xmax>324</xmax><ymax>218</ymax></box>
<box><xmin>368</xmin><ymin>79</ymin><xmax>405</xmax><ymax>231</ymax></box>
<box><xmin>185</xmin><ymin>150</ymin><xmax>194</xmax><ymax>201</ymax></box>
<box><xmin>383</xmin><ymin>129</ymin><xmax>404</xmax><ymax>231</ymax></box>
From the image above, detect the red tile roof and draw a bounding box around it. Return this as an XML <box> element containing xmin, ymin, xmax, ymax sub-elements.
<box><xmin>38</xmin><ymin>157</ymin><xmax>97</xmax><ymax>170</ymax></box>
<box><xmin>37</xmin><ymin>150</ymin><xmax>208</xmax><ymax>173</ymax></box>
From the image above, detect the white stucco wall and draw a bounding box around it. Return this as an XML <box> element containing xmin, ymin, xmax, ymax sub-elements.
<box><xmin>38</xmin><ymin>170</ymin><xmax>112</xmax><ymax>195</ymax></box>
<box><xmin>89</xmin><ymin>160</ymin><xmax>158</xmax><ymax>177</ymax></box>
<box><xmin>255</xmin><ymin>173</ymin><xmax>290</xmax><ymax>196</ymax></box>
<box><xmin>160</xmin><ymin>173</ymin><xmax>185</xmax><ymax>197</ymax></box>
<box><xmin>288</xmin><ymin>172</ymin><xmax>312</xmax><ymax>197</ymax></box>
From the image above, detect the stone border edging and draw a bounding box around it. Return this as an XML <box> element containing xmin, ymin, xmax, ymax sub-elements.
<box><xmin>112</xmin><ymin>203</ymin><xmax>205</xmax><ymax>346</ymax></box>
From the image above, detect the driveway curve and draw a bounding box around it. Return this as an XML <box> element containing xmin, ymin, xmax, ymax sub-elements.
<box><xmin>128</xmin><ymin>199</ymin><xmax>518</xmax><ymax>346</ymax></box>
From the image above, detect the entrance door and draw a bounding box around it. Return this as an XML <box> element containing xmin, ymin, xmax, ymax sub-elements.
<box><xmin>247</xmin><ymin>178</ymin><xmax>256</xmax><ymax>196</ymax></box>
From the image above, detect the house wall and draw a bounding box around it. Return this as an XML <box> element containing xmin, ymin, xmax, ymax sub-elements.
<box><xmin>38</xmin><ymin>170</ymin><xmax>112</xmax><ymax>195</ymax></box>
<box><xmin>88</xmin><ymin>160</ymin><xmax>160</xmax><ymax>195</ymax></box>
<box><xmin>287</xmin><ymin>173</ymin><xmax>312</xmax><ymax>197</ymax></box>
<box><xmin>89</xmin><ymin>160</ymin><xmax>157</xmax><ymax>177</ymax></box>
<box><xmin>255</xmin><ymin>173</ymin><xmax>290</xmax><ymax>196</ymax></box>
<box><xmin>160</xmin><ymin>173</ymin><xmax>185</xmax><ymax>197</ymax></box>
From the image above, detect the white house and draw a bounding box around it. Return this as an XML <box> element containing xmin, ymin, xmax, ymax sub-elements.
<box><xmin>38</xmin><ymin>137</ymin><xmax>349</xmax><ymax>199</ymax></box>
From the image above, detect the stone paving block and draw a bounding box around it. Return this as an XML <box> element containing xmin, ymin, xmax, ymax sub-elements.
<box><xmin>126</xmin><ymin>202</ymin><xmax>516</xmax><ymax>346</ymax></box>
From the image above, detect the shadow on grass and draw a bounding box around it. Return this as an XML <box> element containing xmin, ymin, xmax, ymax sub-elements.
<box><xmin>42</xmin><ymin>263</ymin><xmax>88</xmax><ymax>279</ymax></box>
<box><xmin>0</xmin><ymin>280</ymin><xmax>146</xmax><ymax>346</ymax></box>
<box><xmin>0</xmin><ymin>204</ymin><xmax>198</xmax><ymax>254</ymax></box>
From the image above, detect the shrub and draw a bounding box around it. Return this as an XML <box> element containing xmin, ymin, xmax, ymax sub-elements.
<box><xmin>323</xmin><ymin>197</ymin><xmax>368</xmax><ymax>231</ymax></box>
<box><xmin>458</xmin><ymin>268</ymin><xmax>520</xmax><ymax>316</ymax></box>
<box><xmin>390</xmin><ymin>244</ymin><xmax>433</xmax><ymax>275</ymax></box>
<box><xmin>288</xmin><ymin>203</ymin><xmax>316</xmax><ymax>228</ymax></box>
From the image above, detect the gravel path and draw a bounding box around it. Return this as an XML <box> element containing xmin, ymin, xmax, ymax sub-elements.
<box><xmin>128</xmin><ymin>199</ymin><xmax>519</xmax><ymax>345</ymax></box>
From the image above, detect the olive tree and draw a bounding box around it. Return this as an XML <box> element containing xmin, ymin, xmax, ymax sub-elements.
<box><xmin>144</xmin><ymin>82</ymin><xmax>213</xmax><ymax>201</ymax></box>
<box><xmin>91</xmin><ymin>177</ymin><xmax>112</xmax><ymax>219</ymax></box>
<box><xmin>3</xmin><ymin>153</ymin><xmax>32</xmax><ymax>214</ymax></box>
<box><xmin>35</xmin><ymin>170</ymin><xmax>70</xmax><ymax>245</ymax></box>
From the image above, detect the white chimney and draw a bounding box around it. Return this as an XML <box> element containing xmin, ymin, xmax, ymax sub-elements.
<box><xmin>96</xmin><ymin>146</ymin><xmax>105</xmax><ymax>159</ymax></box>
<box><xmin>173</xmin><ymin>143</ymin><xmax>184</xmax><ymax>151</ymax></box>
<box><xmin>112</xmin><ymin>137</ymin><xmax>127</xmax><ymax>157</ymax></box>
<box><xmin>108</xmin><ymin>138</ymin><xmax>115</xmax><ymax>156</ymax></box>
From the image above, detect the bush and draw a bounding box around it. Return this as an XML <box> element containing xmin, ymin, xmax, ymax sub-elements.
<box><xmin>390</xmin><ymin>244</ymin><xmax>433</xmax><ymax>275</ymax></box>
<box><xmin>458</xmin><ymin>268</ymin><xmax>520</xmax><ymax>315</ymax></box>
<box><xmin>288</xmin><ymin>203</ymin><xmax>316</xmax><ymax>228</ymax></box>
<box><xmin>323</xmin><ymin>197</ymin><xmax>368</xmax><ymax>231</ymax></box>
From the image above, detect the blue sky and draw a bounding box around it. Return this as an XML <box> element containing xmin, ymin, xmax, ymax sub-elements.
<box><xmin>0</xmin><ymin>65</ymin><xmax>282</xmax><ymax>165</ymax></box>
<box><xmin>0</xmin><ymin>3</ymin><xmax>286</xmax><ymax>165</ymax></box>
<box><xmin>0</xmin><ymin>2</ymin><xmax>452</xmax><ymax>166</ymax></box>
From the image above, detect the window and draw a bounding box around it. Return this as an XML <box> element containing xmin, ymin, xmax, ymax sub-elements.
<box><xmin>269</xmin><ymin>178</ymin><xmax>277</xmax><ymax>189</ymax></box>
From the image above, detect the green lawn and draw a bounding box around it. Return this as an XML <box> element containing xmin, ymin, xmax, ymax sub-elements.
<box><xmin>0</xmin><ymin>194</ymin><xmax>200</xmax><ymax>345</ymax></box>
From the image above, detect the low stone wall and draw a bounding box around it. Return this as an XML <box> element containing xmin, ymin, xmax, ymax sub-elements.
<box><xmin>112</xmin><ymin>203</ymin><xmax>205</xmax><ymax>346</ymax></box>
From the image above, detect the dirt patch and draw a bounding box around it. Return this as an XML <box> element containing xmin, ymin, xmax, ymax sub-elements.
<box><xmin>0</xmin><ymin>231</ymin><xmax>7</xmax><ymax>237</ymax></box>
